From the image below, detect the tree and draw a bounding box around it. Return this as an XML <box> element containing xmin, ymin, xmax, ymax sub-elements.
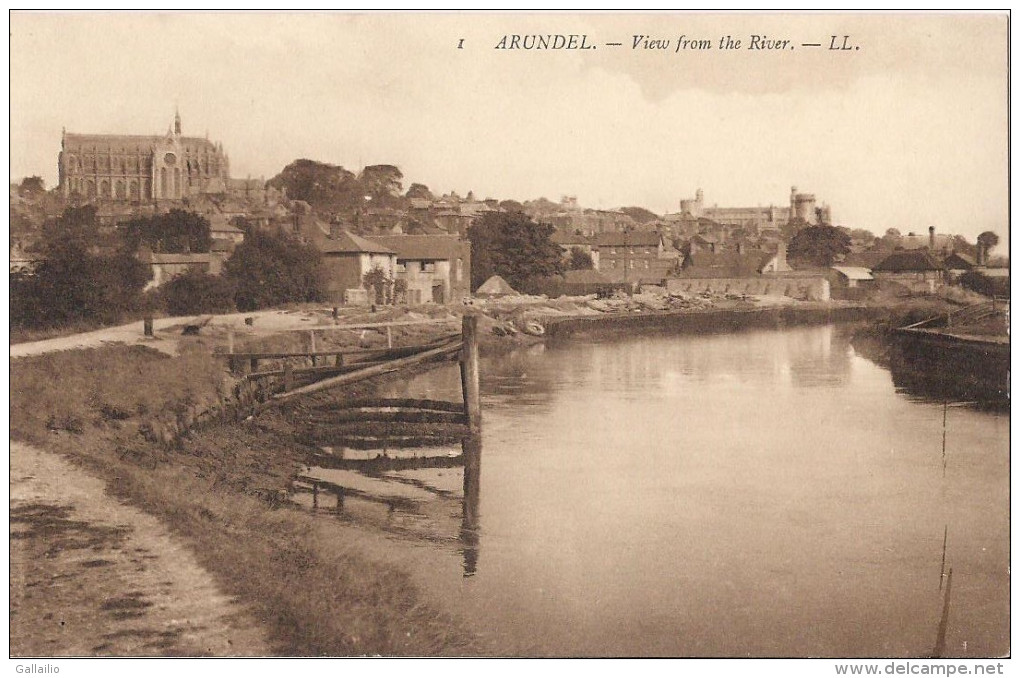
<box><xmin>405</xmin><ymin>183</ymin><xmax>434</xmax><ymax>201</ymax></box>
<box><xmin>977</xmin><ymin>231</ymin><xmax>1000</xmax><ymax>257</ymax></box>
<box><xmin>121</xmin><ymin>209</ymin><xmax>211</xmax><ymax>254</ymax></box>
<box><xmin>950</xmin><ymin>235</ymin><xmax>978</xmax><ymax>258</ymax></box>
<box><xmin>17</xmin><ymin>176</ymin><xmax>45</xmax><ymax>199</ymax></box>
<box><xmin>360</xmin><ymin>165</ymin><xmax>404</xmax><ymax>208</ymax></box>
<box><xmin>849</xmin><ymin>228</ymin><xmax>876</xmax><ymax>246</ymax></box>
<box><xmin>787</xmin><ymin>224</ymin><xmax>852</xmax><ymax>268</ymax></box>
<box><xmin>780</xmin><ymin>216</ymin><xmax>810</xmax><ymax>242</ymax></box>
<box><xmin>12</xmin><ymin>234</ymin><xmax>151</xmax><ymax>329</ymax></box>
<box><xmin>160</xmin><ymin>269</ymin><xmax>237</xmax><ymax>316</ymax></box>
<box><xmin>267</xmin><ymin>159</ymin><xmax>361</xmax><ymax>212</ymax></box>
<box><xmin>41</xmin><ymin>205</ymin><xmax>101</xmax><ymax>251</ymax></box>
<box><xmin>619</xmin><ymin>206</ymin><xmax>659</xmax><ymax>225</ymax></box>
<box><xmin>467</xmin><ymin>212</ymin><xmax>564</xmax><ymax>291</ymax></box>
<box><xmin>224</xmin><ymin>229</ymin><xmax>325</xmax><ymax>311</ymax></box>
<box><xmin>567</xmin><ymin>246</ymin><xmax>594</xmax><ymax>270</ymax></box>
<box><xmin>362</xmin><ymin>265</ymin><xmax>393</xmax><ymax>305</ymax></box>
<box><xmin>498</xmin><ymin>199</ymin><xmax>525</xmax><ymax>214</ymax></box>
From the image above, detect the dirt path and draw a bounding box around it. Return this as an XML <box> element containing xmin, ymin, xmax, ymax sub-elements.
<box><xmin>10</xmin><ymin>441</ymin><xmax>270</xmax><ymax>656</ymax></box>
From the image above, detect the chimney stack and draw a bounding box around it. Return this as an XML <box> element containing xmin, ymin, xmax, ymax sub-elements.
<box><xmin>929</xmin><ymin>225</ymin><xmax>936</xmax><ymax>251</ymax></box>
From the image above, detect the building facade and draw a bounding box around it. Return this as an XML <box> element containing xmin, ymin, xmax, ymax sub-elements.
<box><xmin>676</xmin><ymin>187</ymin><xmax>833</xmax><ymax>233</ymax></box>
<box><xmin>58</xmin><ymin>111</ymin><xmax>230</xmax><ymax>202</ymax></box>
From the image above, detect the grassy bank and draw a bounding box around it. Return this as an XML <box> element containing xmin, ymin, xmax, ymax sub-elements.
<box><xmin>11</xmin><ymin>342</ymin><xmax>484</xmax><ymax>656</ymax></box>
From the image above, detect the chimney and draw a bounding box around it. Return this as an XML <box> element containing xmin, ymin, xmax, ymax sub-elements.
<box><xmin>977</xmin><ymin>242</ymin><xmax>986</xmax><ymax>266</ymax></box>
<box><xmin>929</xmin><ymin>226</ymin><xmax>936</xmax><ymax>251</ymax></box>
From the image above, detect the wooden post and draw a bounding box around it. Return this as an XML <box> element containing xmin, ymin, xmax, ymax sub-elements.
<box><xmin>461</xmin><ymin>315</ymin><xmax>481</xmax><ymax>435</ymax></box>
<box><xmin>386</xmin><ymin>325</ymin><xmax>393</xmax><ymax>348</ymax></box>
<box><xmin>284</xmin><ymin>363</ymin><xmax>294</xmax><ymax>391</ymax></box>
<box><xmin>335</xmin><ymin>488</ymin><xmax>345</xmax><ymax>515</ymax></box>
<box><xmin>312</xmin><ymin>482</ymin><xmax>319</xmax><ymax>509</ymax></box>
<box><xmin>310</xmin><ymin>330</ymin><xmax>317</xmax><ymax>366</ymax></box>
<box><xmin>228</xmin><ymin>330</ymin><xmax>235</xmax><ymax>354</ymax></box>
<box><xmin>143</xmin><ymin>316</ymin><xmax>154</xmax><ymax>337</ymax></box>
<box><xmin>250</xmin><ymin>357</ymin><xmax>258</xmax><ymax>373</ymax></box>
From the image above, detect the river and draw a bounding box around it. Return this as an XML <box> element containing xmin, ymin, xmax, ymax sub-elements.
<box><xmin>348</xmin><ymin>323</ymin><xmax>1009</xmax><ymax>657</ymax></box>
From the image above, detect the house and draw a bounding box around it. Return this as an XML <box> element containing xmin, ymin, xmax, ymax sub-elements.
<box><xmin>872</xmin><ymin>250</ymin><xmax>944</xmax><ymax>293</ymax></box>
<box><xmin>596</xmin><ymin>231</ymin><xmax>679</xmax><ymax>282</ymax></box>
<box><xmin>551</xmin><ymin>231</ymin><xmax>599</xmax><ymax>269</ymax></box>
<box><xmin>830</xmin><ymin>266</ymin><xmax>875</xmax><ymax>288</ymax></box>
<box><xmin>318</xmin><ymin>231</ymin><xmax>397</xmax><ymax>305</ymax></box>
<box><xmin>678</xmin><ymin>250</ymin><xmax>770</xmax><ymax>278</ymax></box>
<box><xmin>758</xmin><ymin>243</ymin><xmax>793</xmax><ymax>274</ymax></box>
<box><xmin>368</xmin><ymin>235</ymin><xmax>471</xmax><ymax>304</ymax></box>
<box><xmin>138</xmin><ymin>249</ymin><xmax>218</xmax><ymax>290</ymax></box>
<box><xmin>942</xmin><ymin>252</ymin><xmax>976</xmax><ymax>281</ymax></box>
<box><xmin>208</xmin><ymin>217</ymin><xmax>246</xmax><ymax>245</ymax></box>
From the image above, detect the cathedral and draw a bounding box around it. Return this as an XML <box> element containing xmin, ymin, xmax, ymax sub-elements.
<box><xmin>58</xmin><ymin>111</ymin><xmax>230</xmax><ymax>202</ymax></box>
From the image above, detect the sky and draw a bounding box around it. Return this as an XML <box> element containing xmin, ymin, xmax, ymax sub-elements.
<box><xmin>9</xmin><ymin>12</ymin><xmax>1009</xmax><ymax>245</ymax></box>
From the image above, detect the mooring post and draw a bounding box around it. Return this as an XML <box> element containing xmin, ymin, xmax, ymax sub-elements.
<box><xmin>227</xmin><ymin>330</ymin><xmax>241</xmax><ymax>376</ymax></box>
<box><xmin>461</xmin><ymin>314</ymin><xmax>481</xmax><ymax>435</ymax></box>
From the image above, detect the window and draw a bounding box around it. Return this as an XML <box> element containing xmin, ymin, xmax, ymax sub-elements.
<box><xmin>456</xmin><ymin>258</ymin><xmax>463</xmax><ymax>281</ymax></box>
<box><xmin>395</xmin><ymin>263</ymin><xmax>406</xmax><ymax>273</ymax></box>
<box><xmin>423</xmin><ymin>262</ymin><xmax>436</xmax><ymax>273</ymax></box>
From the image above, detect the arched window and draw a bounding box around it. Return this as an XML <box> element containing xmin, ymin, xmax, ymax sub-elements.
<box><xmin>85</xmin><ymin>180</ymin><xmax>96</xmax><ymax>198</ymax></box>
<box><xmin>100</xmin><ymin>180</ymin><xmax>110</xmax><ymax>198</ymax></box>
<box><xmin>160</xmin><ymin>168</ymin><xmax>168</xmax><ymax>197</ymax></box>
<box><xmin>115</xmin><ymin>180</ymin><xmax>126</xmax><ymax>200</ymax></box>
<box><xmin>129</xmin><ymin>180</ymin><xmax>139</xmax><ymax>200</ymax></box>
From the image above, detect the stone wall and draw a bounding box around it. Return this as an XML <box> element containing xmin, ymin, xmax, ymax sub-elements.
<box><xmin>665</xmin><ymin>276</ymin><xmax>830</xmax><ymax>301</ymax></box>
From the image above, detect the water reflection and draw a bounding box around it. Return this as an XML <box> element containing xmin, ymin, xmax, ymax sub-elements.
<box><xmin>461</xmin><ymin>435</ymin><xmax>482</xmax><ymax>577</ymax></box>
<box><xmin>340</xmin><ymin>324</ymin><xmax>1008</xmax><ymax>656</ymax></box>
<box><xmin>851</xmin><ymin>333</ymin><xmax>1008</xmax><ymax>409</ymax></box>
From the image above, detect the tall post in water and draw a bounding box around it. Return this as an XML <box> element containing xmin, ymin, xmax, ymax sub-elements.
<box><xmin>460</xmin><ymin>314</ymin><xmax>483</xmax><ymax>577</ymax></box>
<box><xmin>461</xmin><ymin>314</ymin><xmax>481</xmax><ymax>435</ymax></box>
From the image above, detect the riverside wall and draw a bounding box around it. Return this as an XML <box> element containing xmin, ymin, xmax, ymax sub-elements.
<box><xmin>543</xmin><ymin>304</ymin><xmax>875</xmax><ymax>339</ymax></box>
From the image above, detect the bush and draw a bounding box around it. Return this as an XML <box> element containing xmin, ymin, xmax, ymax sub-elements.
<box><xmin>160</xmin><ymin>270</ymin><xmax>237</xmax><ymax>316</ymax></box>
<box><xmin>959</xmin><ymin>271</ymin><xmax>1009</xmax><ymax>298</ymax></box>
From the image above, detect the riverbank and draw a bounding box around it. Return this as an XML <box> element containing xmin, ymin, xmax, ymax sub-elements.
<box><xmin>10</xmin><ymin>343</ymin><xmax>485</xmax><ymax>656</ymax></box>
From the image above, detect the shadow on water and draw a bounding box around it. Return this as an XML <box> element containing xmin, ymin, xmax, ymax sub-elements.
<box><xmin>851</xmin><ymin>332</ymin><xmax>1009</xmax><ymax>412</ymax></box>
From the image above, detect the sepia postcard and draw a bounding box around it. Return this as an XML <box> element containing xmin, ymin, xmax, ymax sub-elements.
<box><xmin>7</xmin><ymin>10</ymin><xmax>1011</xmax><ymax>672</ymax></box>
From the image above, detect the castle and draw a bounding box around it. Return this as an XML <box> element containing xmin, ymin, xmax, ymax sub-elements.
<box><xmin>57</xmin><ymin>110</ymin><xmax>230</xmax><ymax>202</ymax></box>
<box><xmin>677</xmin><ymin>187</ymin><xmax>832</xmax><ymax>233</ymax></box>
